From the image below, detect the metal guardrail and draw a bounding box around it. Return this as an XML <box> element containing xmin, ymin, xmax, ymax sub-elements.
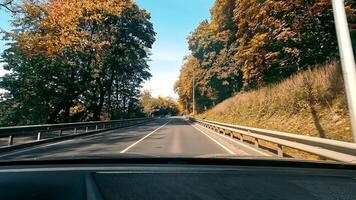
<box><xmin>0</xmin><ymin>118</ymin><xmax>150</xmax><ymax>147</ymax></box>
<box><xmin>192</xmin><ymin>118</ymin><xmax>356</xmax><ymax>163</ymax></box>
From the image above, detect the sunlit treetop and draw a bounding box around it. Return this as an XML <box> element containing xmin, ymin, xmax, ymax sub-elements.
<box><xmin>12</xmin><ymin>0</ymin><xmax>134</xmax><ymax>58</ymax></box>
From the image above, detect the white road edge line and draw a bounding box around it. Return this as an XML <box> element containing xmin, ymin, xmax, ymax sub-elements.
<box><xmin>187</xmin><ymin>121</ymin><xmax>235</xmax><ymax>155</ymax></box>
<box><xmin>0</xmin><ymin>121</ymin><xmax>154</xmax><ymax>158</ymax></box>
<box><xmin>195</xmin><ymin>123</ymin><xmax>271</xmax><ymax>156</ymax></box>
<box><xmin>120</xmin><ymin>119</ymin><xmax>172</xmax><ymax>153</ymax></box>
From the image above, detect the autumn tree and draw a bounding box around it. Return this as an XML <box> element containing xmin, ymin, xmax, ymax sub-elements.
<box><xmin>140</xmin><ymin>90</ymin><xmax>179</xmax><ymax>117</ymax></box>
<box><xmin>175</xmin><ymin>0</ymin><xmax>355</xmax><ymax>114</ymax></box>
<box><xmin>176</xmin><ymin>0</ymin><xmax>240</xmax><ymax>111</ymax></box>
<box><xmin>0</xmin><ymin>0</ymin><xmax>155</xmax><ymax>125</ymax></box>
<box><xmin>187</xmin><ymin>0</ymin><xmax>240</xmax><ymax>106</ymax></box>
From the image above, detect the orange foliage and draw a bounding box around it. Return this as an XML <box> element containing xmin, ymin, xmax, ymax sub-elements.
<box><xmin>15</xmin><ymin>0</ymin><xmax>132</xmax><ymax>57</ymax></box>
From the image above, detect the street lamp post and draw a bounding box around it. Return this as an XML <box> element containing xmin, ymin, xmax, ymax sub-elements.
<box><xmin>332</xmin><ymin>0</ymin><xmax>356</xmax><ymax>142</ymax></box>
<box><xmin>192</xmin><ymin>70</ymin><xmax>196</xmax><ymax>115</ymax></box>
<box><xmin>185</xmin><ymin>97</ymin><xmax>188</xmax><ymax>117</ymax></box>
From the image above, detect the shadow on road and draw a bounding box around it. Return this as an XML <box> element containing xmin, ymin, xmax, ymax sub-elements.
<box><xmin>1</xmin><ymin>119</ymin><xmax>173</xmax><ymax>160</ymax></box>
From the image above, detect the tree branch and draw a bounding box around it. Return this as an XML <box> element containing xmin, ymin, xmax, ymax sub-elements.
<box><xmin>0</xmin><ymin>0</ymin><xmax>20</xmax><ymax>13</ymax></box>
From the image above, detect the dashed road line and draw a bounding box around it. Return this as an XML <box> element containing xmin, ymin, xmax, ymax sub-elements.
<box><xmin>120</xmin><ymin>119</ymin><xmax>172</xmax><ymax>153</ymax></box>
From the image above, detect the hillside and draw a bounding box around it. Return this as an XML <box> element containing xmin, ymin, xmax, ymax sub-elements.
<box><xmin>197</xmin><ymin>61</ymin><xmax>353</xmax><ymax>143</ymax></box>
<box><xmin>175</xmin><ymin>0</ymin><xmax>355</xmax><ymax>115</ymax></box>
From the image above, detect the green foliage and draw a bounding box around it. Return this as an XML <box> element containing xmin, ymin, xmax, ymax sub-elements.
<box><xmin>140</xmin><ymin>90</ymin><xmax>179</xmax><ymax>117</ymax></box>
<box><xmin>175</xmin><ymin>0</ymin><xmax>356</xmax><ymax>114</ymax></box>
<box><xmin>0</xmin><ymin>0</ymin><xmax>155</xmax><ymax>125</ymax></box>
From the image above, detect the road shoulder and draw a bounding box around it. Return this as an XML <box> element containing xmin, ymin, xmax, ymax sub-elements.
<box><xmin>188</xmin><ymin>120</ymin><xmax>271</xmax><ymax>157</ymax></box>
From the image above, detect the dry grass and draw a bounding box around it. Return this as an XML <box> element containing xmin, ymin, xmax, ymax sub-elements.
<box><xmin>198</xmin><ymin>61</ymin><xmax>353</xmax><ymax>157</ymax></box>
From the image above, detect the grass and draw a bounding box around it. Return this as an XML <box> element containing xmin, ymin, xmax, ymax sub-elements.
<box><xmin>197</xmin><ymin>61</ymin><xmax>353</xmax><ymax>158</ymax></box>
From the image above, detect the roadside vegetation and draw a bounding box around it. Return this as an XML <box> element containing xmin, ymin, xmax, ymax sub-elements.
<box><xmin>197</xmin><ymin>61</ymin><xmax>353</xmax><ymax>142</ymax></box>
<box><xmin>175</xmin><ymin>0</ymin><xmax>355</xmax><ymax>113</ymax></box>
<box><xmin>0</xmin><ymin>0</ymin><xmax>155</xmax><ymax>125</ymax></box>
<box><xmin>175</xmin><ymin>0</ymin><xmax>355</xmax><ymax>142</ymax></box>
<box><xmin>140</xmin><ymin>91</ymin><xmax>179</xmax><ymax>117</ymax></box>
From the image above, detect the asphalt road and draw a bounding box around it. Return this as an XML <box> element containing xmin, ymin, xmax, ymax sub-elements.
<box><xmin>0</xmin><ymin>117</ymin><xmax>266</xmax><ymax>160</ymax></box>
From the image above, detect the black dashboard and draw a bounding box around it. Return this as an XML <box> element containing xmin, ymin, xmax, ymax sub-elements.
<box><xmin>0</xmin><ymin>158</ymin><xmax>355</xmax><ymax>200</ymax></box>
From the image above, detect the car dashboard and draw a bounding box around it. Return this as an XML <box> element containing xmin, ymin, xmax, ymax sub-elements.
<box><xmin>0</xmin><ymin>158</ymin><xmax>355</xmax><ymax>200</ymax></box>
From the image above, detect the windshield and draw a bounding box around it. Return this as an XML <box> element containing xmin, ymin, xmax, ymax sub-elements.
<box><xmin>0</xmin><ymin>0</ymin><xmax>355</xmax><ymax>164</ymax></box>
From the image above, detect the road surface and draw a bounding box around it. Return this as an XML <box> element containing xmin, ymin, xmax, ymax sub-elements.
<box><xmin>0</xmin><ymin>118</ymin><xmax>267</xmax><ymax>160</ymax></box>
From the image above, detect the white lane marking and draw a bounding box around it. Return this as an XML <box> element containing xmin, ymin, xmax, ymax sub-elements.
<box><xmin>187</xmin><ymin>121</ymin><xmax>235</xmax><ymax>155</ymax></box>
<box><xmin>196</xmin><ymin>123</ymin><xmax>271</xmax><ymax>156</ymax></box>
<box><xmin>0</xmin><ymin>121</ymin><xmax>155</xmax><ymax>158</ymax></box>
<box><xmin>120</xmin><ymin>119</ymin><xmax>172</xmax><ymax>153</ymax></box>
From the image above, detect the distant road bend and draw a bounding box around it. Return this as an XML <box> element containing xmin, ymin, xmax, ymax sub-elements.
<box><xmin>0</xmin><ymin>117</ymin><xmax>268</xmax><ymax>160</ymax></box>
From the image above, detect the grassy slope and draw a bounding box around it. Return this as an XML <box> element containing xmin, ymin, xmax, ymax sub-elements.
<box><xmin>197</xmin><ymin>61</ymin><xmax>353</xmax><ymax>143</ymax></box>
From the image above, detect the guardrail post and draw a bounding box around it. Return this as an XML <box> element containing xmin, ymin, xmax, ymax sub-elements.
<box><xmin>277</xmin><ymin>144</ymin><xmax>283</xmax><ymax>157</ymax></box>
<box><xmin>37</xmin><ymin>132</ymin><xmax>42</xmax><ymax>141</ymax></box>
<box><xmin>254</xmin><ymin>138</ymin><xmax>259</xmax><ymax>149</ymax></box>
<box><xmin>8</xmin><ymin>135</ymin><xmax>13</xmax><ymax>146</ymax></box>
<box><xmin>85</xmin><ymin>127</ymin><xmax>89</xmax><ymax>133</ymax></box>
<box><xmin>95</xmin><ymin>125</ymin><xmax>98</xmax><ymax>131</ymax></box>
<box><xmin>194</xmin><ymin>118</ymin><xmax>356</xmax><ymax>162</ymax></box>
<box><xmin>73</xmin><ymin>128</ymin><xmax>77</xmax><ymax>134</ymax></box>
<box><xmin>58</xmin><ymin>129</ymin><xmax>62</xmax><ymax>136</ymax></box>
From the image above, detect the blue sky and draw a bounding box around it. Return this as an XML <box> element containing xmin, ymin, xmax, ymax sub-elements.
<box><xmin>136</xmin><ymin>0</ymin><xmax>214</xmax><ymax>98</ymax></box>
<box><xmin>0</xmin><ymin>9</ymin><xmax>12</xmax><ymax>77</ymax></box>
<box><xmin>0</xmin><ymin>0</ymin><xmax>214</xmax><ymax>98</ymax></box>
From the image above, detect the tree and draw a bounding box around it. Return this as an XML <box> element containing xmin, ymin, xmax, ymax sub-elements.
<box><xmin>0</xmin><ymin>0</ymin><xmax>19</xmax><ymax>13</ymax></box>
<box><xmin>0</xmin><ymin>0</ymin><xmax>155</xmax><ymax>125</ymax></box>
<box><xmin>139</xmin><ymin>90</ymin><xmax>179</xmax><ymax>117</ymax></box>
<box><xmin>175</xmin><ymin>0</ymin><xmax>355</xmax><ymax>114</ymax></box>
<box><xmin>346</xmin><ymin>0</ymin><xmax>356</xmax><ymax>52</ymax></box>
<box><xmin>176</xmin><ymin>0</ymin><xmax>239</xmax><ymax>110</ymax></box>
